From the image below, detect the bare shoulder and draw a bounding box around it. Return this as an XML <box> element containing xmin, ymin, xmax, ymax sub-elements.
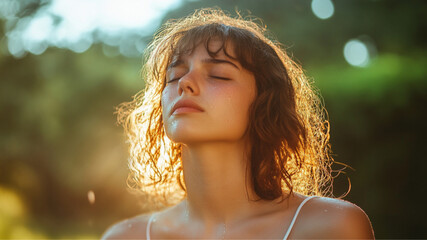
<box><xmin>293</xmin><ymin>196</ymin><xmax>375</xmax><ymax>239</ymax></box>
<box><xmin>101</xmin><ymin>214</ymin><xmax>151</xmax><ymax>240</ymax></box>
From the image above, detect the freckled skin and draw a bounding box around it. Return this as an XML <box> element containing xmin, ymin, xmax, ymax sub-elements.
<box><xmin>161</xmin><ymin>41</ymin><xmax>256</xmax><ymax>145</ymax></box>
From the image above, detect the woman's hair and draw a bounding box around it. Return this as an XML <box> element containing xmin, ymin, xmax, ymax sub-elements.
<box><xmin>116</xmin><ymin>8</ymin><xmax>334</xmax><ymax>209</ymax></box>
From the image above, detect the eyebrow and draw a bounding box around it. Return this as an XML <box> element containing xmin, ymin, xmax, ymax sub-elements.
<box><xmin>202</xmin><ymin>58</ymin><xmax>240</xmax><ymax>70</ymax></box>
<box><xmin>167</xmin><ymin>58</ymin><xmax>240</xmax><ymax>70</ymax></box>
<box><xmin>168</xmin><ymin>59</ymin><xmax>183</xmax><ymax>69</ymax></box>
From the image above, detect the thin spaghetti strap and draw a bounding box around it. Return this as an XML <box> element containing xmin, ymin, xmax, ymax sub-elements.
<box><xmin>146</xmin><ymin>214</ymin><xmax>156</xmax><ymax>240</ymax></box>
<box><xmin>283</xmin><ymin>196</ymin><xmax>319</xmax><ymax>240</ymax></box>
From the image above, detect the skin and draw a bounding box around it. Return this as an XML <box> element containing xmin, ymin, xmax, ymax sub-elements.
<box><xmin>102</xmin><ymin>41</ymin><xmax>375</xmax><ymax>239</ymax></box>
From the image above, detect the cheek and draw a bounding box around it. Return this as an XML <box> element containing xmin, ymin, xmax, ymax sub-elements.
<box><xmin>161</xmin><ymin>87</ymin><xmax>174</xmax><ymax>110</ymax></box>
<box><xmin>161</xmin><ymin>87</ymin><xmax>173</xmax><ymax>124</ymax></box>
<box><xmin>216</xmin><ymin>87</ymin><xmax>255</xmax><ymax>128</ymax></box>
<box><xmin>233</xmin><ymin>95</ymin><xmax>254</xmax><ymax>123</ymax></box>
<box><xmin>232</xmin><ymin>86</ymin><xmax>255</xmax><ymax>129</ymax></box>
<box><xmin>226</xmin><ymin>82</ymin><xmax>255</xmax><ymax>110</ymax></box>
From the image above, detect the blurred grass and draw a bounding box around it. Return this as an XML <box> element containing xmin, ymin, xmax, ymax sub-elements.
<box><xmin>312</xmin><ymin>52</ymin><xmax>427</xmax><ymax>102</ymax></box>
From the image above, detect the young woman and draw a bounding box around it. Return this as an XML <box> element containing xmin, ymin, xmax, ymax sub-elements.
<box><xmin>103</xmin><ymin>9</ymin><xmax>374</xmax><ymax>239</ymax></box>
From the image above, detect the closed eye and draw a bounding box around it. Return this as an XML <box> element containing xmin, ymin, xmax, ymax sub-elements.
<box><xmin>167</xmin><ymin>75</ymin><xmax>230</xmax><ymax>83</ymax></box>
<box><xmin>210</xmin><ymin>75</ymin><xmax>231</xmax><ymax>80</ymax></box>
<box><xmin>167</xmin><ymin>77</ymin><xmax>181</xmax><ymax>83</ymax></box>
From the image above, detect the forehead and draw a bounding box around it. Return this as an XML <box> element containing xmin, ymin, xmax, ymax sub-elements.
<box><xmin>167</xmin><ymin>43</ymin><xmax>241</xmax><ymax>74</ymax></box>
<box><xmin>171</xmin><ymin>35</ymin><xmax>237</xmax><ymax>63</ymax></box>
<box><xmin>166</xmin><ymin>24</ymin><xmax>257</xmax><ymax>72</ymax></box>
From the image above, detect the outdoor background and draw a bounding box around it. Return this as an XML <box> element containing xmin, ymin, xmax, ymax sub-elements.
<box><xmin>1</xmin><ymin>0</ymin><xmax>426</xmax><ymax>238</ymax></box>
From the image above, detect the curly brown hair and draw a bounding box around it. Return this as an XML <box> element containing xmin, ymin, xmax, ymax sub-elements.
<box><xmin>116</xmin><ymin>8</ymin><xmax>334</xmax><ymax>210</ymax></box>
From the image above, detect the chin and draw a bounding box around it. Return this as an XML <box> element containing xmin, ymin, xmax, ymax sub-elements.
<box><xmin>164</xmin><ymin>122</ymin><xmax>249</xmax><ymax>144</ymax></box>
<box><xmin>167</xmin><ymin>132</ymin><xmax>248</xmax><ymax>146</ymax></box>
<box><xmin>167</xmin><ymin>134</ymin><xmax>211</xmax><ymax>145</ymax></box>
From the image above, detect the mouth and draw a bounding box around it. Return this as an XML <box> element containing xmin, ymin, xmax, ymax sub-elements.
<box><xmin>171</xmin><ymin>99</ymin><xmax>204</xmax><ymax>115</ymax></box>
<box><xmin>173</xmin><ymin>107</ymin><xmax>204</xmax><ymax>114</ymax></box>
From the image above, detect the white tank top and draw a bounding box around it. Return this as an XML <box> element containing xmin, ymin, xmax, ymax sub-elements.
<box><xmin>146</xmin><ymin>196</ymin><xmax>318</xmax><ymax>240</ymax></box>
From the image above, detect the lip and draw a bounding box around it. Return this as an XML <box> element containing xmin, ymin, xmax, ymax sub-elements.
<box><xmin>171</xmin><ymin>99</ymin><xmax>204</xmax><ymax>115</ymax></box>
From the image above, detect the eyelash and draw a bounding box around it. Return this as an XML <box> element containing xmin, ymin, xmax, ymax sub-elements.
<box><xmin>167</xmin><ymin>78</ymin><xmax>180</xmax><ymax>83</ymax></box>
<box><xmin>210</xmin><ymin>75</ymin><xmax>231</xmax><ymax>80</ymax></box>
<box><xmin>166</xmin><ymin>75</ymin><xmax>230</xmax><ymax>83</ymax></box>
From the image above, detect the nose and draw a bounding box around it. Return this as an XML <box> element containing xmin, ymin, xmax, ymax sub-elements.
<box><xmin>178</xmin><ymin>71</ymin><xmax>200</xmax><ymax>96</ymax></box>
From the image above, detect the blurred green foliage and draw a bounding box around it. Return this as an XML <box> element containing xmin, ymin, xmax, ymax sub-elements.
<box><xmin>0</xmin><ymin>0</ymin><xmax>426</xmax><ymax>238</ymax></box>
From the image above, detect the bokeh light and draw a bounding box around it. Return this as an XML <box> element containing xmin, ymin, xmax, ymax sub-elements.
<box><xmin>87</xmin><ymin>190</ymin><xmax>95</xmax><ymax>205</ymax></box>
<box><xmin>311</xmin><ymin>0</ymin><xmax>334</xmax><ymax>20</ymax></box>
<box><xmin>343</xmin><ymin>39</ymin><xmax>370</xmax><ymax>67</ymax></box>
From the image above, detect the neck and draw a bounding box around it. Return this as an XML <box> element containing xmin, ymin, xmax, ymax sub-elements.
<box><xmin>181</xmin><ymin>140</ymin><xmax>264</xmax><ymax>225</ymax></box>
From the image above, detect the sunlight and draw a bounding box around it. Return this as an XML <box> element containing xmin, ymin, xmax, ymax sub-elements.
<box><xmin>87</xmin><ymin>190</ymin><xmax>96</xmax><ymax>205</ymax></box>
<box><xmin>5</xmin><ymin>0</ymin><xmax>182</xmax><ymax>57</ymax></box>
<box><xmin>0</xmin><ymin>186</ymin><xmax>26</xmax><ymax>219</ymax></box>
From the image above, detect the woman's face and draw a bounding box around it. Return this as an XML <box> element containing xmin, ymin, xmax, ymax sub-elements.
<box><xmin>161</xmin><ymin>40</ymin><xmax>256</xmax><ymax>145</ymax></box>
